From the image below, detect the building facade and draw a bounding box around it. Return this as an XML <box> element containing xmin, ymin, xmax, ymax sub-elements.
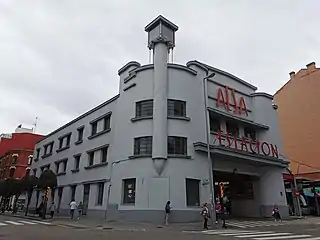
<box><xmin>0</xmin><ymin>126</ymin><xmax>44</xmax><ymax>180</ymax></box>
<box><xmin>30</xmin><ymin>16</ymin><xmax>288</xmax><ymax>222</ymax></box>
<box><xmin>274</xmin><ymin>62</ymin><xmax>320</xmax><ymax>180</ymax></box>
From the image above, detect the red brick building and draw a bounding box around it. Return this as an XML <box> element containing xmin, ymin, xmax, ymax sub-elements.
<box><xmin>0</xmin><ymin>127</ymin><xmax>44</xmax><ymax>180</ymax></box>
<box><xmin>274</xmin><ymin>62</ymin><xmax>320</xmax><ymax>180</ymax></box>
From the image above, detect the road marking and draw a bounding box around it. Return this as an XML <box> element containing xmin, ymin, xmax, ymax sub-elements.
<box><xmin>0</xmin><ymin>222</ymin><xmax>8</xmax><ymax>226</ymax></box>
<box><xmin>254</xmin><ymin>235</ymin><xmax>311</xmax><ymax>240</ymax></box>
<box><xmin>235</xmin><ymin>232</ymin><xmax>275</xmax><ymax>237</ymax></box>
<box><xmin>222</xmin><ymin>231</ymin><xmax>273</xmax><ymax>236</ymax></box>
<box><xmin>205</xmin><ymin>230</ymin><xmax>255</xmax><ymax>235</ymax></box>
<box><xmin>30</xmin><ymin>220</ymin><xmax>51</xmax><ymax>225</ymax></box>
<box><xmin>246</xmin><ymin>233</ymin><xmax>291</xmax><ymax>238</ymax></box>
<box><xmin>296</xmin><ymin>238</ymin><xmax>320</xmax><ymax>240</ymax></box>
<box><xmin>18</xmin><ymin>220</ymin><xmax>37</xmax><ymax>225</ymax></box>
<box><xmin>4</xmin><ymin>221</ymin><xmax>23</xmax><ymax>225</ymax></box>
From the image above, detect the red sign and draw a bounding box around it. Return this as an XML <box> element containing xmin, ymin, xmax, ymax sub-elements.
<box><xmin>216</xmin><ymin>86</ymin><xmax>248</xmax><ymax>116</ymax></box>
<box><xmin>215</xmin><ymin>130</ymin><xmax>279</xmax><ymax>159</ymax></box>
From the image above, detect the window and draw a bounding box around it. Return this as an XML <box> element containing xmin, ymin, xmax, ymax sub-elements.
<box><xmin>88</xmin><ymin>152</ymin><xmax>94</xmax><ymax>166</ymax></box>
<box><xmin>70</xmin><ymin>185</ymin><xmax>76</xmax><ymax>201</ymax></box>
<box><xmin>168</xmin><ymin>137</ymin><xmax>187</xmax><ymax>156</ymax></box>
<box><xmin>186</xmin><ymin>178</ymin><xmax>200</xmax><ymax>206</ymax></box>
<box><xmin>96</xmin><ymin>183</ymin><xmax>104</xmax><ymax>205</ymax></box>
<box><xmin>35</xmin><ymin>148</ymin><xmax>40</xmax><ymax>159</ymax></box>
<box><xmin>74</xmin><ymin>155</ymin><xmax>81</xmax><ymax>169</ymax></box>
<box><xmin>77</xmin><ymin>127</ymin><xmax>84</xmax><ymax>142</ymax></box>
<box><xmin>25</xmin><ymin>168</ymin><xmax>31</xmax><ymax>177</ymax></box>
<box><xmin>103</xmin><ymin>116</ymin><xmax>110</xmax><ymax>131</ymax></box>
<box><xmin>58</xmin><ymin>133</ymin><xmax>71</xmax><ymax>150</ymax></box>
<box><xmin>168</xmin><ymin>100</ymin><xmax>186</xmax><ymax>117</ymax></box>
<box><xmin>123</xmin><ymin>178</ymin><xmax>136</xmax><ymax>204</ymax></box>
<box><xmin>210</xmin><ymin>116</ymin><xmax>221</xmax><ymax>132</ymax></box>
<box><xmin>58</xmin><ymin>138</ymin><xmax>63</xmax><ymax>149</ymax></box>
<box><xmin>134</xmin><ymin>137</ymin><xmax>152</xmax><ymax>156</ymax></box>
<box><xmin>40</xmin><ymin>164</ymin><xmax>50</xmax><ymax>173</ymax></box>
<box><xmin>244</xmin><ymin>127</ymin><xmax>256</xmax><ymax>141</ymax></box>
<box><xmin>11</xmin><ymin>155</ymin><xmax>18</xmax><ymax>164</ymax></box>
<box><xmin>66</xmin><ymin>134</ymin><xmax>71</xmax><ymax>147</ymax></box>
<box><xmin>91</xmin><ymin>122</ymin><xmax>98</xmax><ymax>136</ymax></box>
<box><xmin>135</xmin><ymin>100</ymin><xmax>153</xmax><ymax>117</ymax></box>
<box><xmin>62</xmin><ymin>160</ymin><xmax>67</xmax><ymax>172</ymax></box>
<box><xmin>226</xmin><ymin>122</ymin><xmax>239</xmax><ymax>136</ymax></box>
<box><xmin>55</xmin><ymin>162</ymin><xmax>60</xmax><ymax>174</ymax></box>
<box><xmin>28</xmin><ymin>155</ymin><xmax>33</xmax><ymax>165</ymax></box>
<box><xmin>9</xmin><ymin>168</ymin><xmax>15</xmax><ymax>178</ymax></box>
<box><xmin>101</xmin><ymin>147</ymin><xmax>108</xmax><ymax>163</ymax></box>
<box><xmin>43</xmin><ymin>142</ymin><xmax>54</xmax><ymax>156</ymax></box>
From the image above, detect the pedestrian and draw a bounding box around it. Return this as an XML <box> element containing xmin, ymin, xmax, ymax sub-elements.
<box><xmin>69</xmin><ymin>199</ymin><xmax>77</xmax><ymax>220</ymax></box>
<box><xmin>50</xmin><ymin>202</ymin><xmax>56</xmax><ymax>218</ymax></box>
<box><xmin>164</xmin><ymin>200</ymin><xmax>171</xmax><ymax>225</ymax></box>
<box><xmin>200</xmin><ymin>203</ymin><xmax>210</xmax><ymax>230</ymax></box>
<box><xmin>272</xmin><ymin>205</ymin><xmax>282</xmax><ymax>221</ymax></box>
<box><xmin>77</xmin><ymin>201</ymin><xmax>83</xmax><ymax>219</ymax></box>
<box><xmin>220</xmin><ymin>200</ymin><xmax>227</xmax><ymax>228</ymax></box>
<box><xmin>215</xmin><ymin>200</ymin><xmax>222</xmax><ymax>224</ymax></box>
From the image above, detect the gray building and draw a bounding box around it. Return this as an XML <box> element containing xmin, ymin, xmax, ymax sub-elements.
<box><xmin>30</xmin><ymin>15</ymin><xmax>289</xmax><ymax>222</ymax></box>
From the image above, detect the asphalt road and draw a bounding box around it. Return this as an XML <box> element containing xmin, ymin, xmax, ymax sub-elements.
<box><xmin>1</xmin><ymin>214</ymin><xmax>320</xmax><ymax>240</ymax></box>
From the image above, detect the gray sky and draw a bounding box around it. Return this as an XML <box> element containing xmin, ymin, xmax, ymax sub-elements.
<box><xmin>0</xmin><ymin>0</ymin><xmax>319</xmax><ymax>135</ymax></box>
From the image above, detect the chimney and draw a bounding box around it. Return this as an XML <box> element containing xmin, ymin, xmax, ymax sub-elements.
<box><xmin>306</xmin><ymin>62</ymin><xmax>316</xmax><ymax>73</ymax></box>
<box><xmin>289</xmin><ymin>71</ymin><xmax>295</xmax><ymax>79</ymax></box>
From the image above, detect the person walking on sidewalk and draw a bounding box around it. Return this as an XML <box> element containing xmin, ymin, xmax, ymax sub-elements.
<box><xmin>200</xmin><ymin>203</ymin><xmax>210</xmax><ymax>230</ymax></box>
<box><xmin>50</xmin><ymin>202</ymin><xmax>56</xmax><ymax>219</ymax></box>
<box><xmin>77</xmin><ymin>201</ymin><xmax>83</xmax><ymax>220</ymax></box>
<box><xmin>164</xmin><ymin>201</ymin><xmax>171</xmax><ymax>225</ymax></box>
<box><xmin>69</xmin><ymin>199</ymin><xmax>77</xmax><ymax>220</ymax></box>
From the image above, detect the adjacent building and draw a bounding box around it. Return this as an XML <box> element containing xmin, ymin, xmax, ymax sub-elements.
<box><xmin>0</xmin><ymin>126</ymin><xmax>44</xmax><ymax>180</ymax></box>
<box><xmin>30</xmin><ymin>15</ymin><xmax>288</xmax><ymax>222</ymax></box>
<box><xmin>274</xmin><ymin>62</ymin><xmax>320</xmax><ymax>180</ymax></box>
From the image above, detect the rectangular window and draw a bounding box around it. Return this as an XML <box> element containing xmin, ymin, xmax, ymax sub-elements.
<box><xmin>70</xmin><ymin>185</ymin><xmax>76</xmax><ymax>201</ymax></box>
<box><xmin>209</xmin><ymin>116</ymin><xmax>221</xmax><ymax>132</ymax></box>
<box><xmin>96</xmin><ymin>183</ymin><xmax>104</xmax><ymax>205</ymax></box>
<box><xmin>168</xmin><ymin>100</ymin><xmax>186</xmax><ymax>117</ymax></box>
<box><xmin>58</xmin><ymin>138</ymin><xmax>63</xmax><ymax>149</ymax></box>
<box><xmin>66</xmin><ymin>135</ymin><xmax>71</xmax><ymax>147</ymax></box>
<box><xmin>123</xmin><ymin>178</ymin><xmax>136</xmax><ymax>204</ymax></box>
<box><xmin>135</xmin><ymin>100</ymin><xmax>153</xmax><ymax>117</ymax></box>
<box><xmin>55</xmin><ymin>162</ymin><xmax>60</xmax><ymax>174</ymax></box>
<box><xmin>103</xmin><ymin>115</ymin><xmax>111</xmax><ymax>131</ymax></box>
<box><xmin>244</xmin><ymin>127</ymin><xmax>256</xmax><ymax>141</ymax></box>
<box><xmin>77</xmin><ymin>127</ymin><xmax>84</xmax><ymax>142</ymax></box>
<box><xmin>101</xmin><ymin>147</ymin><xmax>108</xmax><ymax>163</ymax></box>
<box><xmin>186</xmin><ymin>178</ymin><xmax>200</xmax><ymax>206</ymax></box>
<box><xmin>36</xmin><ymin>148</ymin><xmax>40</xmax><ymax>159</ymax></box>
<box><xmin>226</xmin><ymin>122</ymin><xmax>239</xmax><ymax>136</ymax></box>
<box><xmin>168</xmin><ymin>136</ymin><xmax>187</xmax><ymax>156</ymax></box>
<box><xmin>88</xmin><ymin>152</ymin><xmax>94</xmax><ymax>166</ymax></box>
<box><xmin>134</xmin><ymin>137</ymin><xmax>152</xmax><ymax>156</ymax></box>
<box><xmin>74</xmin><ymin>155</ymin><xmax>81</xmax><ymax>169</ymax></box>
<box><xmin>91</xmin><ymin>122</ymin><xmax>98</xmax><ymax>136</ymax></box>
<box><xmin>44</xmin><ymin>142</ymin><xmax>54</xmax><ymax>155</ymax></box>
<box><xmin>62</xmin><ymin>160</ymin><xmax>67</xmax><ymax>172</ymax></box>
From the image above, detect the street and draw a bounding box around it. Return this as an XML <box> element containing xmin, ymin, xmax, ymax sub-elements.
<box><xmin>1</xmin><ymin>215</ymin><xmax>320</xmax><ymax>240</ymax></box>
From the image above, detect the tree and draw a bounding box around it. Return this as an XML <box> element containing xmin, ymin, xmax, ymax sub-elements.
<box><xmin>22</xmin><ymin>175</ymin><xmax>38</xmax><ymax>216</ymax></box>
<box><xmin>38</xmin><ymin>169</ymin><xmax>57</xmax><ymax>219</ymax></box>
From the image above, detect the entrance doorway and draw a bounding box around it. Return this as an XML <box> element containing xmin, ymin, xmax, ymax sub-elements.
<box><xmin>214</xmin><ymin>171</ymin><xmax>258</xmax><ymax>217</ymax></box>
<box><xmin>82</xmin><ymin>184</ymin><xmax>90</xmax><ymax>215</ymax></box>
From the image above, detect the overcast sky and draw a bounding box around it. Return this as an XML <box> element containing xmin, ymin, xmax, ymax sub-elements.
<box><xmin>0</xmin><ymin>0</ymin><xmax>319</xmax><ymax>135</ymax></box>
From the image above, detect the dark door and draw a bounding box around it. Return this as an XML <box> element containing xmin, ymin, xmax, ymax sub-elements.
<box><xmin>82</xmin><ymin>184</ymin><xmax>90</xmax><ymax>215</ymax></box>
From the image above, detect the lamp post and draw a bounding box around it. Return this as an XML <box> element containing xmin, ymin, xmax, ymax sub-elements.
<box><xmin>203</xmin><ymin>72</ymin><xmax>216</xmax><ymax>223</ymax></box>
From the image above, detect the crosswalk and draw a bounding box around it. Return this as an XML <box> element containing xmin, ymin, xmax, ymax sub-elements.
<box><xmin>224</xmin><ymin>220</ymin><xmax>304</xmax><ymax>229</ymax></box>
<box><xmin>0</xmin><ymin>220</ymin><xmax>51</xmax><ymax>227</ymax></box>
<box><xmin>186</xmin><ymin>229</ymin><xmax>320</xmax><ymax>240</ymax></box>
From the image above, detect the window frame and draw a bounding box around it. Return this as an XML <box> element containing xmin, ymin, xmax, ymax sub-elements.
<box><xmin>226</xmin><ymin>121</ymin><xmax>239</xmax><ymax>137</ymax></box>
<box><xmin>186</xmin><ymin>178</ymin><xmax>200</xmax><ymax>207</ymax></box>
<box><xmin>122</xmin><ymin>178</ymin><xmax>136</xmax><ymax>205</ymax></box>
<box><xmin>168</xmin><ymin>136</ymin><xmax>187</xmax><ymax>156</ymax></box>
<box><xmin>101</xmin><ymin>147</ymin><xmax>108</xmax><ymax>163</ymax></box>
<box><xmin>135</xmin><ymin>100</ymin><xmax>153</xmax><ymax>118</ymax></box>
<box><xmin>168</xmin><ymin>99</ymin><xmax>186</xmax><ymax>117</ymax></box>
<box><xmin>96</xmin><ymin>182</ymin><xmax>104</xmax><ymax>205</ymax></box>
<box><xmin>133</xmin><ymin>136</ymin><xmax>152</xmax><ymax>156</ymax></box>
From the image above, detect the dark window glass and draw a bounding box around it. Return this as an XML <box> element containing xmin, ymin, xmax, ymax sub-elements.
<box><xmin>77</xmin><ymin>127</ymin><xmax>84</xmax><ymax>141</ymax></box>
<box><xmin>11</xmin><ymin>156</ymin><xmax>18</xmax><ymax>164</ymax></box>
<box><xmin>135</xmin><ymin>100</ymin><xmax>153</xmax><ymax>117</ymax></box>
<box><xmin>91</xmin><ymin>122</ymin><xmax>98</xmax><ymax>136</ymax></box>
<box><xmin>55</xmin><ymin>163</ymin><xmax>60</xmax><ymax>174</ymax></box>
<box><xmin>186</xmin><ymin>179</ymin><xmax>200</xmax><ymax>206</ymax></box>
<box><xmin>210</xmin><ymin>116</ymin><xmax>220</xmax><ymax>132</ymax></box>
<box><xmin>66</xmin><ymin>135</ymin><xmax>71</xmax><ymax>147</ymax></box>
<box><xmin>63</xmin><ymin>160</ymin><xmax>67</xmax><ymax>172</ymax></box>
<box><xmin>104</xmin><ymin>116</ymin><xmax>111</xmax><ymax>130</ymax></box>
<box><xmin>97</xmin><ymin>183</ymin><xmax>104</xmax><ymax>205</ymax></box>
<box><xmin>74</xmin><ymin>155</ymin><xmax>80</xmax><ymax>169</ymax></box>
<box><xmin>25</xmin><ymin>168</ymin><xmax>30</xmax><ymax>177</ymax></box>
<box><xmin>168</xmin><ymin>100</ymin><xmax>186</xmax><ymax>117</ymax></box>
<box><xmin>123</xmin><ymin>178</ymin><xmax>136</xmax><ymax>204</ymax></box>
<box><xmin>168</xmin><ymin>137</ymin><xmax>187</xmax><ymax>156</ymax></box>
<box><xmin>226</xmin><ymin>122</ymin><xmax>239</xmax><ymax>136</ymax></box>
<box><xmin>244</xmin><ymin>127</ymin><xmax>256</xmax><ymax>141</ymax></box>
<box><xmin>9</xmin><ymin>168</ymin><xmax>15</xmax><ymax>178</ymax></box>
<box><xmin>134</xmin><ymin>137</ymin><xmax>152</xmax><ymax>156</ymax></box>
<box><xmin>59</xmin><ymin>138</ymin><xmax>63</xmax><ymax>149</ymax></box>
<box><xmin>101</xmin><ymin>147</ymin><xmax>108</xmax><ymax>163</ymax></box>
<box><xmin>36</xmin><ymin>148</ymin><xmax>40</xmax><ymax>159</ymax></box>
<box><xmin>70</xmin><ymin>185</ymin><xmax>76</xmax><ymax>201</ymax></box>
<box><xmin>88</xmin><ymin>152</ymin><xmax>94</xmax><ymax>166</ymax></box>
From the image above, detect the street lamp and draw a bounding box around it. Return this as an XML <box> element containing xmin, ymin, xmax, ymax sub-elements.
<box><xmin>203</xmin><ymin>72</ymin><xmax>216</xmax><ymax>222</ymax></box>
